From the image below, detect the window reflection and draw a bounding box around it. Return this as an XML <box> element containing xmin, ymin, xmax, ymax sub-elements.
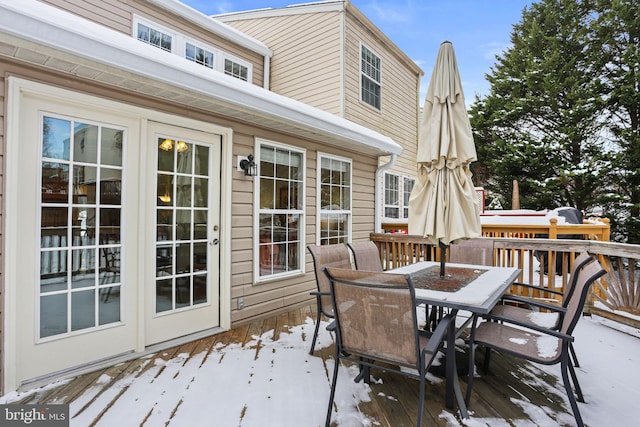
<box><xmin>319</xmin><ymin>156</ymin><xmax>351</xmax><ymax>245</ymax></box>
<box><xmin>257</xmin><ymin>144</ymin><xmax>303</xmax><ymax>278</ymax></box>
<box><xmin>154</xmin><ymin>137</ymin><xmax>210</xmax><ymax>312</ymax></box>
<box><xmin>39</xmin><ymin>115</ymin><xmax>124</xmax><ymax>339</ymax></box>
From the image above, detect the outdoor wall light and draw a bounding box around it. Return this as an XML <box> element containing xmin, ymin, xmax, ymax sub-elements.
<box><xmin>239</xmin><ymin>154</ymin><xmax>258</xmax><ymax>176</ymax></box>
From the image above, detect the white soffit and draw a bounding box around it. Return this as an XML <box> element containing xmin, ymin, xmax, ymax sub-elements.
<box><xmin>0</xmin><ymin>0</ymin><xmax>401</xmax><ymax>156</ymax></box>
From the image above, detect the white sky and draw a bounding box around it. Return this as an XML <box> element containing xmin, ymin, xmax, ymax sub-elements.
<box><xmin>180</xmin><ymin>0</ymin><xmax>534</xmax><ymax>101</ymax></box>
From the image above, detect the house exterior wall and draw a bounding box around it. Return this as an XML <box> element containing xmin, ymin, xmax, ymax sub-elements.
<box><xmin>0</xmin><ymin>0</ymin><xmax>390</xmax><ymax>391</ymax></box>
<box><xmin>343</xmin><ymin>10</ymin><xmax>420</xmax><ymax>177</ymax></box>
<box><xmin>40</xmin><ymin>0</ymin><xmax>266</xmax><ymax>87</ymax></box>
<box><xmin>222</xmin><ymin>10</ymin><xmax>343</xmax><ymax>115</ymax></box>
<box><xmin>216</xmin><ymin>1</ymin><xmax>423</xmax><ymax>223</ymax></box>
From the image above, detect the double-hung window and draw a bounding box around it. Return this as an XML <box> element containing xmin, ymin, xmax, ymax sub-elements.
<box><xmin>360</xmin><ymin>44</ymin><xmax>381</xmax><ymax>110</ymax></box>
<box><xmin>318</xmin><ymin>154</ymin><xmax>352</xmax><ymax>245</ymax></box>
<box><xmin>403</xmin><ymin>177</ymin><xmax>415</xmax><ymax>218</ymax></box>
<box><xmin>384</xmin><ymin>173</ymin><xmax>415</xmax><ymax>219</ymax></box>
<box><xmin>384</xmin><ymin>173</ymin><xmax>400</xmax><ymax>218</ymax></box>
<box><xmin>257</xmin><ymin>141</ymin><xmax>305</xmax><ymax>280</ymax></box>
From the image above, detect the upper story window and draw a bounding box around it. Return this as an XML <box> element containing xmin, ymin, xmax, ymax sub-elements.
<box><xmin>136</xmin><ymin>21</ymin><xmax>174</xmax><ymax>53</ymax></box>
<box><xmin>318</xmin><ymin>154</ymin><xmax>352</xmax><ymax>245</ymax></box>
<box><xmin>256</xmin><ymin>141</ymin><xmax>305</xmax><ymax>281</ymax></box>
<box><xmin>224</xmin><ymin>58</ymin><xmax>249</xmax><ymax>81</ymax></box>
<box><xmin>133</xmin><ymin>16</ymin><xmax>252</xmax><ymax>83</ymax></box>
<box><xmin>360</xmin><ymin>44</ymin><xmax>381</xmax><ymax>110</ymax></box>
<box><xmin>186</xmin><ymin>42</ymin><xmax>214</xmax><ymax>68</ymax></box>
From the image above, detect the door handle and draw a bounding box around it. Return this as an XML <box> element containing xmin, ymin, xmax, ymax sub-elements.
<box><xmin>210</xmin><ymin>238</ymin><xmax>219</xmax><ymax>246</ymax></box>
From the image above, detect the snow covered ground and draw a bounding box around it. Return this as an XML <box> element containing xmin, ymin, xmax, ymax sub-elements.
<box><xmin>1</xmin><ymin>312</ymin><xmax>638</xmax><ymax>426</ymax></box>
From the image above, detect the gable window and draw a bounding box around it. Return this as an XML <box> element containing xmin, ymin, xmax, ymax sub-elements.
<box><xmin>361</xmin><ymin>44</ymin><xmax>381</xmax><ymax>110</ymax></box>
<box><xmin>318</xmin><ymin>154</ymin><xmax>351</xmax><ymax>245</ymax></box>
<box><xmin>136</xmin><ymin>21</ymin><xmax>173</xmax><ymax>53</ymax></box>
<box><xmin>403</xmin><ymin>178</ymin><xmax>415</xmax><ymax>218</ymax></box>
<box><xmin>257</xmin><ymin>142</ymin><xmax>305</xmax><ymax>280</ymax></box>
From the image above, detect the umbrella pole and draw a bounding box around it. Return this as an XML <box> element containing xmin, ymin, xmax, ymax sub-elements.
<box><xmin>439</xmin><ymin>242</ymin><xmax>448</xmax><ymax>277</ymax></box>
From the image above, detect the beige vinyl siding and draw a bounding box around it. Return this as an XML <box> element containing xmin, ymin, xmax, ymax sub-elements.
<box><xmin>228</xmin><ymin>128</ymin><xmax>377</xmax><ymax>324</ymax></box>
<box><xmin>344</xmin><ymin>16</ymin><xmax>420</xmax><ymax>178</ymax></box>
<box><xmin>1</xmin><ymin>58</ymin><xmax>379</xmax><ymax>328</ymax></box>
<box><xmin>41</xmin><ymin>0</ymin><xmax>265</xmax><ymax>87</ymax></box>
<box><xmin>219</xmin><ymin>12</ymin><xmax>343</xmax><ymax>115</ymax></box>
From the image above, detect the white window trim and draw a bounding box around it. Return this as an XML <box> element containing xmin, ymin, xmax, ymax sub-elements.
<box><xmin>359</xmin><ymin>42</ymin><xmax>382</xmax><ymax>112</ymax></box>
<box><xmin>252</xmin><ymin>138</ymin><xmax>306</xmax><ymax>283</ymax></box>
<box><xmin>5</xmin><ymin>77</ymin><xmax>234</xmax><ymax>392</ymax></box>
<box><xmin>316</xmin><ymin>152</ymin><xmax>353</xmax><ymax>245</ymax></box>
<box><xmin>133</xmin><ymin>15</ymin><xmax>253</xmax><ymax>83</ymax></box>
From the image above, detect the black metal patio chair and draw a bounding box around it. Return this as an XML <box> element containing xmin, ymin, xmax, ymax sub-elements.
<box><xmin>490</xmin><ymin>251</ymin><xmax>594</xmax><ymax>371</ymax></box>
<box><xmin>323</xmin><ymin>267</ymin><xmax>453</xmax><ymax>427</ymax></box>
<box><xmin>466</xmin><ymin>259</ymin><xmax>607</xmax><ymax>427</ymax></box>
<box><xmin>306</xmin><ymin>243</ymin><xmax>352</xmax><ymax>354</ymax></box>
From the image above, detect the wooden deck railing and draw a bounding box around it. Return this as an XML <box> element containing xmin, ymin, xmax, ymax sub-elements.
<box><xmin>382</xmin><ymin>217</ymin><xmax>611</xmax><ymax>241</ymax></box>
<box><xmin>369</xmin><ymin>232</ymin><xmax>640</xmax><ymax>328</ymax></box>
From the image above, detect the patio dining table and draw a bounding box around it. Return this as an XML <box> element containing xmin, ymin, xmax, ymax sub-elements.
<box><xmin>389</xmin><ymin>261</ymin><xmax>521</xmax><ymax>419</ymax></box>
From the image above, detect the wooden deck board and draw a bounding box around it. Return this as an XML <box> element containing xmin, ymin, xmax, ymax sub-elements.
<box><xmin>14</xmin><ymin>307</ymin><xmax>582</xmax><ymax>426</ymax></box>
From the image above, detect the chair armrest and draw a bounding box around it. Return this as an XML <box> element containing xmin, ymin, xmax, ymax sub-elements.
<box><xmin>506</xmin><ymin>282</ymin><xmax>563</xmax><ymax>296</ymax></box>
<box><xmin>499</xmin><ymin>295</ymin><xmax>567</xmax><ymax>313</ymax></box>
<box><xmin>421</xmin><ymin>314</ymin><xmax>454</xmax><ymax>356</ymax></box>
<box><xmin>483</xmin><ymin>313</ymin><xmax>574</xmax><ymax>342</ymax></box>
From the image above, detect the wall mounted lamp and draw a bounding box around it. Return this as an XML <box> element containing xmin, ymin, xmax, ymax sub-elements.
<box><xmin>239</xmin><ymin>154</ymin><xmax>258</xmax><ymax>177</ymax></box>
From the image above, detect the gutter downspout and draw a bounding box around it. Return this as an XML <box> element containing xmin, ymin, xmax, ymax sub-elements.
<box><xmin>375</xmin><ymin>154</ymin><xmax>397</xmax><ymax>233</ymax></box>
<box><xmin>263</xmin><ymin>55</ymin><xmax>270</xmax><ymax>89</ymax></box>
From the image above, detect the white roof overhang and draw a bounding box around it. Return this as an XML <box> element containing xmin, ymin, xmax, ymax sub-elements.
<box><xmin>0</xmin><ymin>0</ymin><xmax>401</xmax><ymax>157</ymax></box>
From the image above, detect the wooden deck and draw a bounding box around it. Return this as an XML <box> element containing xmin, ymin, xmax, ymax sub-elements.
<box><xmin>12</xmin><ymin>305</ymin><xmax>579</xmax><ymax>426</ymax></box>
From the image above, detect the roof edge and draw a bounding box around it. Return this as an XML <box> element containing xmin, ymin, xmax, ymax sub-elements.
<box><xmin>147</xmin><ymin>0</ymin><xmax>272</xmax><ymax>57</ymax></box>
<box><xmin>0</xmin><ymin>0</ymin><xmax>401</xmax><ymax>156</ymax></box>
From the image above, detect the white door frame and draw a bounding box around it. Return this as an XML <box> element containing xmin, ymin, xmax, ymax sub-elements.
<box><xmin>4</xmin><ymin>77</ymin><xmax>232</xmax><ymax>392</ymax></box>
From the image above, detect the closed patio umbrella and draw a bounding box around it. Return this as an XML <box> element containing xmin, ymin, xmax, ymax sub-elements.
<box><xmin>408</xmin><ymin>41</ymin><xmax>481</xmax><ymax>276</ymax></box>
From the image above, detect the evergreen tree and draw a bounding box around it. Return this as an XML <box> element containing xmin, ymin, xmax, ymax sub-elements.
<box><xmin>590</xmin><ymin>0</ymin><xmax>640</xmax><ymax>243</ymax></box>
<box><xmin>470</xmin><ymin>0</ymin><xmax>608</xmax><ymax>214</ymax></box>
